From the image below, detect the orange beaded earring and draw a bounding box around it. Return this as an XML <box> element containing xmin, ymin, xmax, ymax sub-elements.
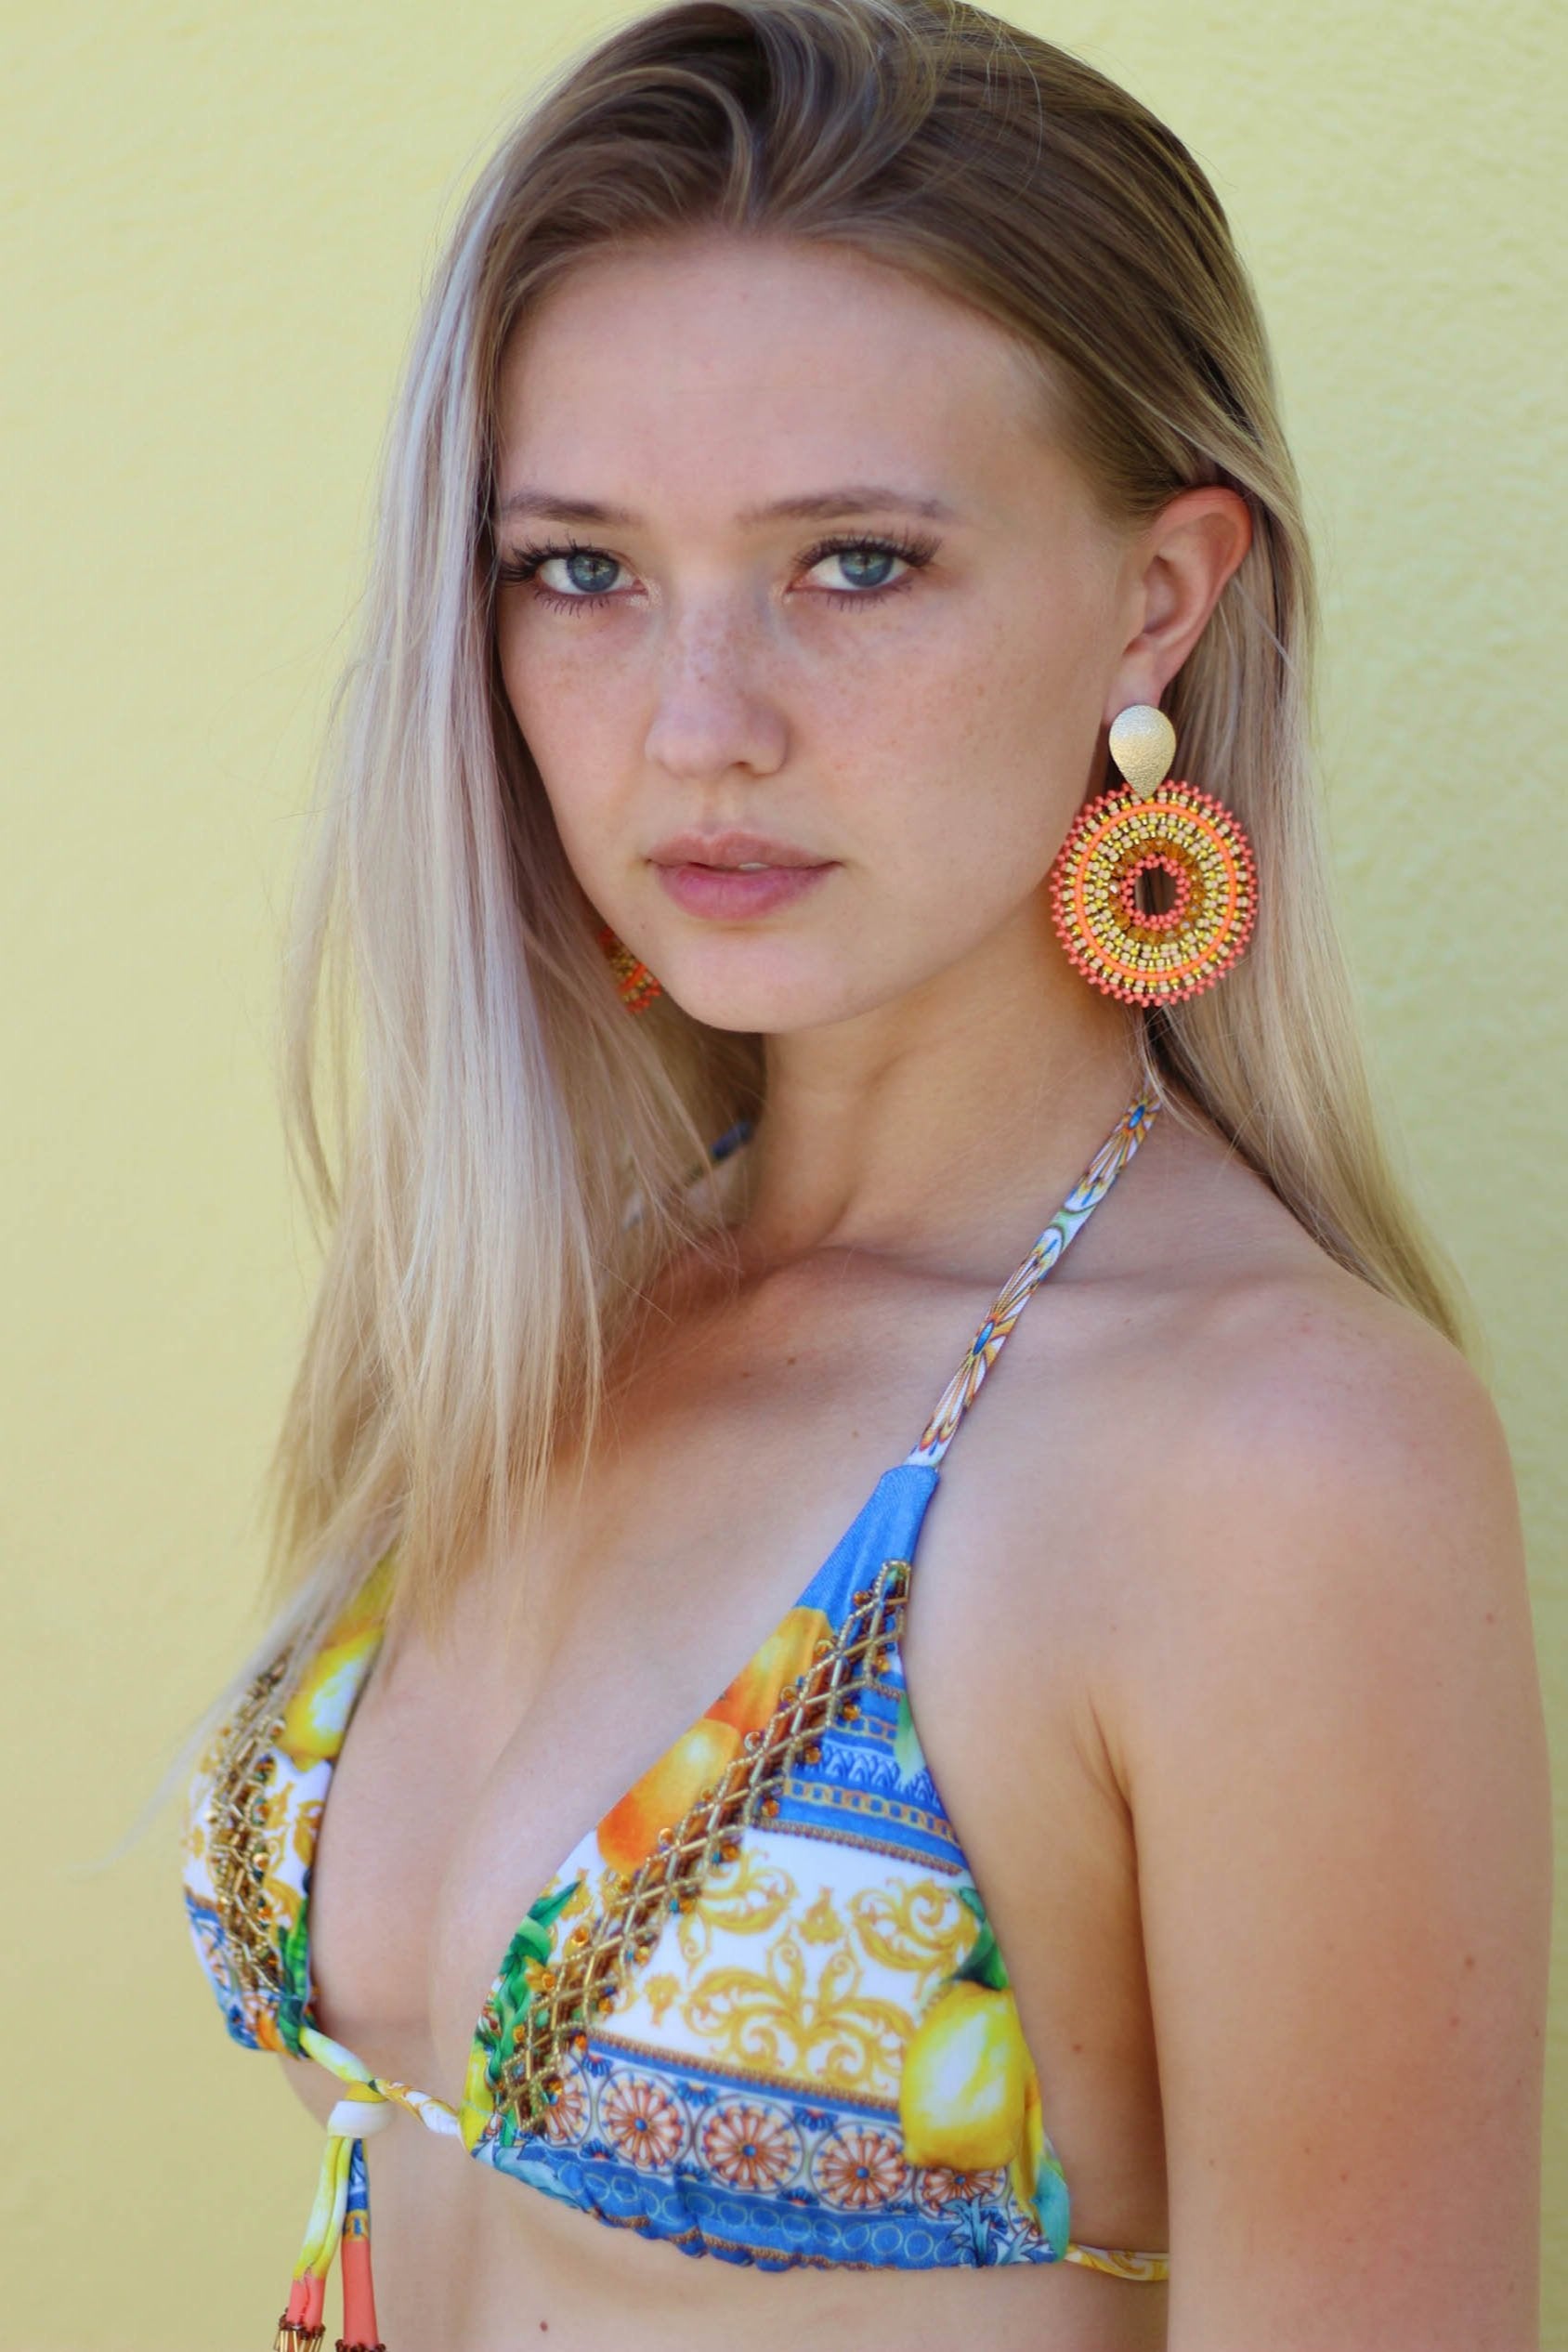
<box><xmin>596</xmin><ymin>923</ymin><xmax>663</xmax><ymax>1013</ymax></box>
<box><xmin>1047</xmin><ymin>703</ymin><xmax>1258</xmax><ymax>1005</ymax></box>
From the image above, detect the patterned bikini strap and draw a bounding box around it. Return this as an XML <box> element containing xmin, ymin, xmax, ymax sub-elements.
<box><xmin>903</xmin><ymin>1091</ymin><xmax>1161</xmax><ymax>1471</ymax></box>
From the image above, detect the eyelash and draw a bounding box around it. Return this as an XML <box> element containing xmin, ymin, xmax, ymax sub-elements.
<box><xmin>490</xmin><ymin>529</ymin><xmax>940</xmax><ymax>614</ymax></box>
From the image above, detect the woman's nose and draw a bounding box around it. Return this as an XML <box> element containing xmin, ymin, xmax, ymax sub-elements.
<box><xmin>642</xmin><ymin>601</ymin><xmax>790</xmax><ymax>782</ymax></box>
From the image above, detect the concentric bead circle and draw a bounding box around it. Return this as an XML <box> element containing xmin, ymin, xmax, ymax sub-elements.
<box><xmin>1047</xmin><ymin>779</ymin><xmax>1258</xmax><ymax>1004</ymax></box>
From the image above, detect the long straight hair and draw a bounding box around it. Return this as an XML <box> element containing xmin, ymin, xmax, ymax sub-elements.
<box><xmin>254</xmin><ymin>0</ymin><xmax>1470</xmax><ymax>1676</ymax></box>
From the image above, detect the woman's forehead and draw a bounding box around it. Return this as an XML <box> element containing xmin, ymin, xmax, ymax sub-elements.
<box><xmin>492</xmin><ymin>238</ymin><xmax>1076</xmax><ymax>537</ymax></box>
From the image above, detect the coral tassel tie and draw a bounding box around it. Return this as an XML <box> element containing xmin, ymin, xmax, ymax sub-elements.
<box><xmin>270</xmin><ymin>2023</ymin><xmax>462</xmax><ymax>2347</ymax></box>
<box><xmin>340</xmin><ymin>2140</ymin><xmax>382</xmax><ymax>2351</ymax></box>
<box><xmin>274</xmin><ymin>2082</ymin><xmax>388</xmax><ymax>2352</ymax></box>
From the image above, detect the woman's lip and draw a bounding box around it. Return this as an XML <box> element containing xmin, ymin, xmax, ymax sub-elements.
<box><xmin>647</xmin><ymin>830</ymin><xmax>825</xmax><ymax>868</ymax></box>
<box><xmin>650</xmin><ymin>860</ymin><xmax>836</xmax><ymax>919</ymax></box>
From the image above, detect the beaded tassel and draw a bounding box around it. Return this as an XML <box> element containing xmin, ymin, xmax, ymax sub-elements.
<box><xmin>339</xmin><ymin>2142</ymin><xmax>384</xmax><ymax>2352</ymax></box>
<box><xmin>275</xmin><ymin>2129</ymin><xmax>345</xmax><ymax>2350</ymax></box>
<box><xmin>274</xmin><ymin>2081</ymin><xmax>389</xmax><ymax>2351</ymax></box>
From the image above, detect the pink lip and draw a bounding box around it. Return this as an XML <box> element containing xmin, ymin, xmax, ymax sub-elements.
<box><xmin>647</xmin><ymin>829</ymin><xmax>827</xmax><ymax>869</ymax></box>
<box><xmin>647</xmin><ymin>830</ymin><xmax>837</xmax><ymax>921</ymax></box>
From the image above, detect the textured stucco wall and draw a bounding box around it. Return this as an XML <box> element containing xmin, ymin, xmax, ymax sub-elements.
<box><xmin>4</xmin><ymin>4</ymin><xmax>1562</xmax><ymax>2344</ymax></box>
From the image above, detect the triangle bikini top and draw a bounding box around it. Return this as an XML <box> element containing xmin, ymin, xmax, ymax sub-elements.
<box><xmin>183</xmin><ymin>1091</ymin><xmax>1170</xmax><ymax>2349</ymax></box>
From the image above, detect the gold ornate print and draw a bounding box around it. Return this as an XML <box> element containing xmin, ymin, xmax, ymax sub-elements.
<box><xmin>642</xmin><ymin>1973</ymin><xmax>681</xmax><ymax>2027</ymax></box>
<box><xmin>493</xmin><ymin>1560</ymin><xmax>912</xmax><ymax>2139</ymax></box>
<box><xmin>256</xmin><ymin>1783</ymin><xmax>304</xmax><ymax>1924</ymax></box>
<box><xmin>847</xmin><ymin>1879</ymin><xmax>973</xmax><ymax>2004</ymax></box>
<box><xmin>292</xmin><ymin>1796</ymin><xmax>323</xmax><ymax>1870</ymax></box>
<box><xmin>682</xmin><ymin>1928</ymin><xmax>910</xmax><ymax>2098</ymax></box>
<box><xmin>675</xmin><ymin>1846</ymin><xmax>797</xmax><ymax>1969</ymax></box>
<box><xmin>798</xmin><ymin>1888</ymin><xmax>847</xmax><ymax>1946</ymax></box>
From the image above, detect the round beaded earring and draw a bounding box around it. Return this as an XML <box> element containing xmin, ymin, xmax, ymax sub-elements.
<box><xmin>1047</xmin><ymin>704</ymin><xmax>1258</xmax><ymax>1004</ymax></box>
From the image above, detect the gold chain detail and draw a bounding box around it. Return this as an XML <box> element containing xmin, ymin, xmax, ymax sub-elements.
<box><xmin>206</xmin><ymin>1655</ymin><xmax>292</xmax><ymax>2006</ymax></box>
<box><xmin>494</xmin><ymin>1559</ymin><xmax>913</xmax><ymax>2136</ymax></box>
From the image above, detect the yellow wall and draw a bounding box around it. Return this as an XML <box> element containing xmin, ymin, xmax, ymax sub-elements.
<box><xmin>5</xmin><ymin>3</ymin><xmax>1562</xmax><ymax>2343</ymax></box>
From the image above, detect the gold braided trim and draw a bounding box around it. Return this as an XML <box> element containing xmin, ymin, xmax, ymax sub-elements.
<box><xmin>495</xmin><ymin>1559</ymin><xmax>911</xmax><ymax>2136</ymax></box>
<box><xmin>207</xmin><ymin>1656</ymin><xmax>291</xmax><ymax>2009</ymax></box>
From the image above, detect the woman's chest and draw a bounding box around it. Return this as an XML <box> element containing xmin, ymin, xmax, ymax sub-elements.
<box><xmin>305</xmin><ymin>1535</ymin><xmax>884</xmax><ymax>2095</ymax></box>
<box><xmin>306</xmin><ymin>1466</ymin><xmax>1145</xmax><ymax>2141</ymax></box>
<box><xmin>295</xmin><ymin>1266</ymin><xmax>1167</xmax><ymax>2267</ymax></box>
<box><xmin>301</xmin><ymin>1276</ymin><xmax>946</xmax><ymax>2098</ymax></box>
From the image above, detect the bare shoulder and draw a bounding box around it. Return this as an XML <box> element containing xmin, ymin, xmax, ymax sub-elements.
<box><xmin>1041</xmin><ymin>1127</ymin><xmax>1552</xmax><ymax>2345</ymax></box>
<box><xmin>921</xmin><ymin>1108</ymin><xmax>1551</xmax><ymax>2343</ymax></box>
<box><xmin>968</xmin><ymin>1103</ymin><xmax>1530</xmax><ymax>1677</ymax></box>
<box><xmin>1111</xmin><ymin>1218</ymin><xmax>1528</xmax><ymax>1705</ymax></box>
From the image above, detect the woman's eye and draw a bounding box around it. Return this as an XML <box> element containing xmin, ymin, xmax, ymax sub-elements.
<box><xmin>498</xmin><ymin>543</ymin><xmax>626</xmax><ymax>608</ymax></box>
<box><xmin>802</xmin><ymin>534</ymin><xmax>936</xmax><ymax>604</ymax></box>
<box><xmin>493</xmin><ymin>529</ymin><xmax>938</xmax><ymax>613</ymax></box>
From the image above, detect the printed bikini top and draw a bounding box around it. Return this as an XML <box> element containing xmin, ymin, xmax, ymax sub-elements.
<box><xmin>184</xmin><ymin>1092</ymin><xmax>1170</xmax><ymax>2350</ymax></box>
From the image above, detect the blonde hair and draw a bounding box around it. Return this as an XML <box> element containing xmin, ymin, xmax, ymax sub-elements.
<box><xmin>259</xmin><ymin>0</ymin><xmax>1470</xmax><ymax>1667</ymax></box>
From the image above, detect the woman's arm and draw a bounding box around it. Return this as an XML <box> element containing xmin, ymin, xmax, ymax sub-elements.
<box><xmin>1121</xmin><ymin>1290</ymin><xmax>1551</xmax><ymax>2351</ymax></box>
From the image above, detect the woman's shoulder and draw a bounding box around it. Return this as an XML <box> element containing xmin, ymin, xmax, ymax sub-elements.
<box><xmin>1120</xmin><ymin>1124</ymin><xmax>1508</xmax><ymax>1607</ymax></box>
<box><xmin>1117</xmin><ymin>1185</ymin><xmax>1496</xmax><ymax>1548</ymax></box>
<box><xmin>963</xmin><ymin>1127</ymin><xmax>1546</xmax><ymax>2332</ymax></box>
<box><xmin>953</xmin><ymin>1104</ymin><xmax>1524</xmax><ymax>1750</ymax></box>
<box><xmin>1059</xmin><ymin>1093</ymin><xmax>1500</xmax><ymax>1518</ymax></box>
<box><xmin>1108</xmin><ymin>1243</ymin><xmax>1515</xmax><ymax>1676</ymax></box>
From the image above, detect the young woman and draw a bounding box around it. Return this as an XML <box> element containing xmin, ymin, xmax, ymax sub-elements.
<box><xmin>181</xmin><ymin>4</ymin><xmax>1551</xmax><ymax>2346</ymax></box>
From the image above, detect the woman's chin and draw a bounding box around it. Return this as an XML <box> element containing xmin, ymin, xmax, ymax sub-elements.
<box><xmin>654</xmin><ymin>964</ymin><xmax>859</xmax><ymax>1037</ymax></box>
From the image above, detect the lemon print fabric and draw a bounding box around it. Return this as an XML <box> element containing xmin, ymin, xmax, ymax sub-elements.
<box><xmin>595</xmin><ymin>1606</ymin><xmax>829</xmax><ymax>1878</ymax></box>
<box><xmin>899</xmin><ymin>1882</ymin><xmax>1072</xmax><ymax>2258</ymax></box>
<box><xmin>280</xmin><ymin>1551</ymin><xmax>395</xmax><ymax>1770</ymax></box>
<box><xmin>460</xmin><ymin>1468</ymin><xmax>1087</xmax><ymax>2269</ymax></box>
<box><xmin>186</xmin><ymin>1101</ymin><xmax>1173</xmax><ymax>2279</ymax></box>
<box><xmin>182</xmin><ymin>1552</ymin><xmax>394</xmax><ymax>2054</ymax></box>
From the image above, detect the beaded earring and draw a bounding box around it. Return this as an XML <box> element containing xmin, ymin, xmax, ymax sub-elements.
<box><xmin>596</xmin><ymin>923</ymin><xmax>663</xmax><ymax>1013</ymax></box>
<box><xmin>1046</xmin><ymin>703</ymin><xmax>1258</xmax><ymax>1005</ymax></box>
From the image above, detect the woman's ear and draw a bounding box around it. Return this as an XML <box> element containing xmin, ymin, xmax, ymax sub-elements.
<box><xmin>1106</xmin><ymin>486</ymin><xmax>1253</xmax><ymax>719</ymax></box>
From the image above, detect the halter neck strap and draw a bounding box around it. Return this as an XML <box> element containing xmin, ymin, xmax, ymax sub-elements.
<box><xmin>903</xmin><ymin>1091</ymin><xmax>1160</xmax><ymax>1471</ymax></box>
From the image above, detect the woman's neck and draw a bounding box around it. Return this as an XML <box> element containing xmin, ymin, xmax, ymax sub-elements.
<box><xmin>731</xmin><ymin>895</ymin><xmax>1143</xmax><ymax>1272</ymax></box>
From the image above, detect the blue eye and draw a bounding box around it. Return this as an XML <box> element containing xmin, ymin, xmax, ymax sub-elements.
<box><xmin>546</xmin><ymin>547</ymin><xmax>621</xmax><ymax>597</ymax></box>
<box><xmin>492</xmin><ymin>540</ymin><xmax>624</xmax><ymax>608</ymax></box>
<box><xmin>808</xmin><ymin>541</ymin><xmax>907</xmax><ymax>597</ymax></box>
<box><xmin>491</xmin><ymin>529</ymin><xmax>940</xmax><ymax>614</ymax></box>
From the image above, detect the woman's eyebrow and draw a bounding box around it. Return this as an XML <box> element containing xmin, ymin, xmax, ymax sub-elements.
<box><xmin>493</xmin><ymin>483</ymin><xmax>960</xmax><ymax>526</ymax></box>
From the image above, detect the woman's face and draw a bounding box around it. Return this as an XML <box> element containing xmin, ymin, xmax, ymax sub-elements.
<box><xmin>491</xmin><ymin>231</ymin><xmax>1148</xmax><ymax>1035</ymax></box>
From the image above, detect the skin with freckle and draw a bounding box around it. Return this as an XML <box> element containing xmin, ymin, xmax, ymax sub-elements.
<box><xmin>492</xmin><ymin>239</ymin><xmax>1143</xmax><ymax>1045</ymax></box>
<box><xmin>246</xmin><ymin>220</ymin><xmax>1549</xmax><ymax>2352</ymax></box>
<box><xmin>295</xmin><ymin>232</ymin><xmax>1210</xmax><ymax>2352</ymax></box>
<box><xmin>183</xmin><ymin>19</ymin><xmax>1549</xmax><ymax>2346</ymax></box>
